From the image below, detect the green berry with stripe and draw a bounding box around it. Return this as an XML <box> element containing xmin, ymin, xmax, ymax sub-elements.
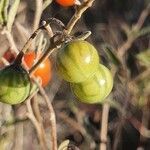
<box><xmin>0</xmin><ymin>64</ymin><xmax>31</xmax><ymax>105</ymax></box>
<box><xmin>71</xmin><ymin>64</ymin><xmax>113</xmax><ymax>104</ymax></box>
<box><xmin>56</xmin><ymin>40</ymin><xmax>99</xmax><ymax>83</ymax></box>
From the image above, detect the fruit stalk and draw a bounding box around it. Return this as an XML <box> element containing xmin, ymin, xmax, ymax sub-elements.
<box><xmin>99</xmin><ymin>103</ymin><xmax>110</xmax><ymax>150</ymax></box>
<box><xmin>65</xmin><ymin>0</ymin><xmax>95</xmax><ymax>34</ymax></box>
<box><xmin>29</xmin><ymin>0</ymin><xmax>96</xmax><ymax>75</ymax></box>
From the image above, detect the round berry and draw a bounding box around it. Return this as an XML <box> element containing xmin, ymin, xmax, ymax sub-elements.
<box><xmin>0</xmin><ymin>64</ymin><xmax>31</xmax><ymax>105</ymax></box>
<box><xmin>55</xmin><ymin>0</ymin><xmax>75</xmax><ymax>7</ymax></box>
<box><xmin>56</xmin><ymin>40</ymin><xmax>99</xmax><ymax>83</ymax></box>
<box><xmin>71</xmin><ymin>64</ymin><xmax>113</xmax><ymax>104</ymax></box>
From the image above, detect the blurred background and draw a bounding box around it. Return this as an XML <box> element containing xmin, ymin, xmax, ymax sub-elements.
<box><xmin>0</xmin><ymin>0</ymin><xmax>149</xmax><ymax>150</ymax></box>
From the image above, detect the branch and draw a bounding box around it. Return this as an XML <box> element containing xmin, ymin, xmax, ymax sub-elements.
<box><xmin>26</xmin><ymin>98</ymin><xmax>47</xmax><ymax>150</ymax></box>
<box><xmin>118</xmin><ymin>3</ymin><xmax>150</xmax><ymax>61</ymax></box>
<box><xmin>0</xmin><ymin>1</ymin><xmax>96</xmax><ymax>149</ymax></box>
<box><xmin>29</xmin><ymin>0</ymin><xmax>95</xmax><ymax>75</ymax></box>
<box><xmin>42</xmin><ymin>0</ymin><xmax>52</xmax><ymax>10</ymax></box>
<box><xmin>33</xmin><ymin>0</ymin><xmax>43</xmax><ymax>31</ymax></box>
<box><xmin>133</xmin><ymin>3</ymin><xmax>150</xmax><ymax>31</ymax></box>
<box><xmin>99</xmin><ymin>103</ymin><xmax>110</xmax><ymax>150</ymax></box>
<box><xmin>1</xmin><ymin>28</ymin><xmax>19</xmax><ymax>53</ymax></box>
<box><xmin>34</xmin><ymin>79</ymin><xmax>57</xmax><ymax>150</ymax></box>
<box><xmin>65</xmin><ymin>0</ymin><xmax>95</xmax><ymax>34</ymax></box>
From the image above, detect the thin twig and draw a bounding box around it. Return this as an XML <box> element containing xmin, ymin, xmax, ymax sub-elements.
<box><xmin>24</xmin><ymin>56</ymin><xmax>56</xmax><ymax>150</ymax></box>
<box><xmin>127</xmin><ymin>115</ymin><xmax>150</xmax><ymax>138</ymax></box>
<box><xmin>31</xmin><ymin>95</ymin><xmax>48</xmax><ymax>148</ymax></box>
<box><xmin>32</xmin><ymin>95</ymin><xmax>42</xmax><ymax>122</ymax></box>
<box><xmin>106</xmin><ymin>100</ymin><xmax>150</xmax><ymax>138</ymax></box>
<box><xmin>99</xmin><ymin>103</ymin><xmax>110</xmax><ymax>150</ymax></box>
<box><xmin>15</xmin><ymin>22</ymin><xmax>30</xmax><ymax>44</ymax></box>
<box><xmin>65</xmin><ymin>0</ymin><xmax>95</xmax><ymax>34</ymax></box>
<box><xmin>14</xmin><ymin>24</ymin><xmax>48</xmax><ymax>64</ymax></box>
<box><xmin>14</xmin><ymin>122</ymin><xmax>24</xmax><ymax>150</ymax></box>
<box><xmin>20</xmin><ymin>26</ymin><xmax>44</xmax><ymax>54</ymax></box>
<box><xmin>118</xmin><ymin>3</ymin><xmax>150</xmax><ymax>60</ymax></box>
<box><xmin>113</xmin><ymin>80</ymin><xmax>130</xmax><ymax>150</ymax></box>
<box><xmin>1</xmin><ymin>28</ymin><xmax>19</xmax><ymax>53</ymax></box>
<box><xmin>113</xmin><ymin>6</ymin><xmax>150</xmax><ymax>148</ymax></box>
<box><xmin>29</xmin><ymin>46</ymin><xmax>56</xmax><ymax>75</ymax></box>
<box><xmin>132</xmin><ymin>68</ymin><xmax>150</xmax><ymax>82</ymax></box>
<box><xmin>133</xmin><ymin>3</ymin><xmax>150</xmax><ymax>31</ymax></box>
<box><xmin>42</xmin><ymin>0</ymin><xmax>52</xmax><ymax>10</ymax></box>
<box><xmin>33</xmin><ymin>0</ymin><xmax>43</xmax><ymax>32</ymax></box>
<box><xmin>1</xmin><ymin>57</ymin><xmax>9</xmax><ymax>65</ymax></box>
<box><xmin>37</xmin><ymin>33</ymin><xmax>44</xmax><ymax>53</ymax></box>
<box><xmin>26</xmin><ymin>98</ymin><xmax>47</xmax><ymax>150</ymax></box>
<box><xmin>59</xmin><ymin>112</ymin><xmax>87</xmax><ymax>136</ymax></box>
<box><xmin>31</xmin><ymin>0</ymin><xmax>43</xmax><ymax>50</ymax></box>
<box><xmin>34</xmin><ymin>79</ymin><xmax>57</xmax><ymax>150</ymax></box>
<box><xmin>42</xmin><ymin>20</ymin><xmax>54</xmax><ymax>37</ymax></box>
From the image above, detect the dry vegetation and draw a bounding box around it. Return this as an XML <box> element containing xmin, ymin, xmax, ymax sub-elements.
<box><xmin>0</xmin><ymin>0</ymin><xmax>149</xmax><ymax>150</ymax></box>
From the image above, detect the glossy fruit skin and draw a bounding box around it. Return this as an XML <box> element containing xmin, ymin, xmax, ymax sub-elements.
<box><xmin>0</xmin><ymin>64</ymin><xmax>31</xmax><ymax>105</ymax></box>
<box><xmin>55</xmin><ymin>0</ymin><xmax>75</xmax><ymax>7</ymax></box>
<box><xmin>56</xmin><ymin>40</ymin><xmax>99</xmax><ymax>83</ymax></box>
<box><xmin>23</xmin><ymin>51</ymin><xmax>52</xmax><ymax>87</ymax></box>
<box><xmin>71</xmin><ymin>64</ymin><xmax>113</xmax><ymax>104</ymax></box>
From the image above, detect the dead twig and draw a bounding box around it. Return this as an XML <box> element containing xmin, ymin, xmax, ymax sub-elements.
<box><xmin>33</xmin><ymin>0</ymin><xmax>43</xmax><ymax>32</ymax></box>
<box><xmin>65</xmin><ymin>0</ymin><xmax>95</xmax><ymax>34</ymax></box>
<box><xmin>26</xmin><ymin>98</ymin><xmax>47</xmax><ymax>150</ymax></box>
<box><xmin>118</xmin><ymin>3</ymin><xmax>150</xmax><ymax>61</ymax></box>
<box><xmin>99</xmin><ymin>103</ymin><xmax>110</xmax><ymax>150</ymax></box>
<box><xmin>1</xmin><ymin>28</ymin><xmax>19</xmax><ymax>53</ymax></box>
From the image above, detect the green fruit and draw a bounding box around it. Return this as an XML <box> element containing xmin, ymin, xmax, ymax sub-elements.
<box><xmin>71</xmin><ymin>64</ymin><xmax>113</xmax><ymax>104</ymax></box>
<box><xmin>0</xmin><ymin>64</ymin><xmax>31</xmax><ymax>105</ymax></box>
<box><xmin>56</xmin><ymin>40</ymin><xmax>99</xmax><ymax>83</ymax></box>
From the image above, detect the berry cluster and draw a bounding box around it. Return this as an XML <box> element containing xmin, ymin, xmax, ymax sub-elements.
<box><xmin>56</xmin><ymin>40</ymin><xmax>113</xmax><ymax>104</ymax></box>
